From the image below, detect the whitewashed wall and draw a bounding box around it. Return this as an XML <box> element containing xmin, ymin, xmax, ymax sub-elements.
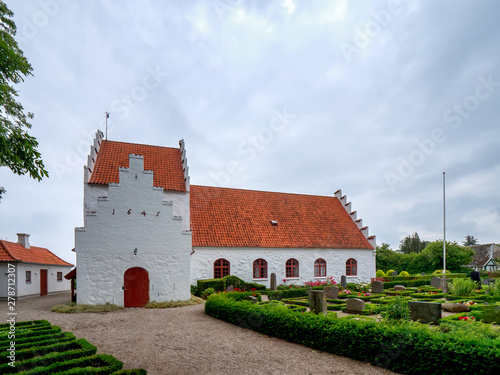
<box><xmin>0</xmin><ymin>263</ymin><xmax>72</xmax><ymax>299</ymax></box>
<box><xmin>190</xmin><ymin>247</ymin><xmax>376</xmax><ymax>287</ymax></box>
<box><xmin>76</xmin><ymin>154</ymin><xmax>191</xmax><ymax>306</ymax></box>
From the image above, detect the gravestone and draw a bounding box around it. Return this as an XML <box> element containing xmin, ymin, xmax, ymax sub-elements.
<box><xmin>345</xmin><ymin>298</ymin><xmax>365</xmax><ymax>313</ymax></box>
<box><xmin>408</xmin><ymin>301</ymin><xmax>441</xmax><ymax>324</ymax></box>
<box><xmin>244</xmin><ymin>295</ymin><xmax>258</xmax><ymax>304</ymax></box>
<box><xmin>442</xmin><ymin>303</ymin><xmax>469</xmax><ymax>313</ymax></box>
<box><xmin>482</xmin><ymin>278</ymin><xmax>493</xmax><ymax>286</ymax></box>
<box><xmin>430</xmin><ymin>276</ymin><xmax>441</xmax><ymax>289</ymax></box>
<box><xmin>226</xmin><ymin>285</ymin><xmax>234</xmax><ymax>292</ymax></box>
<box><xmin>371</xmin><ymin>281</ymin><xmax>384</xmax><ymax>293</ymax></box>
<box><xmin>324</xmin><ymin>286</ymin><xmax>339</xmax><ymax>299</ymax></box>
<box><xmin>421</xmin><ymin>272</ymin><xmax>426</xmax><ymax>275</ymax></box>
<box><xmin>440</xmin><ymin>277</ymin><xmax>448</xmax><ymax>293</ymax></box>
<box><xmin>270</xmin><ymin>273</ymin><xmax>277</xmax><ymax>291</ymax></box>
<box><xmin>341</xmin><ymin>275</ymin><xmax>347</xmax><ymax>288</ymax></box>
<box><xmin>470</xmin><ymin>270</ymin><xmax>481</xmax><ymax>287</ymax></box>
<box><xmin>308</xmin><ymin>290</ymin><xmax>327</xmax><ymax>315</ymax></box>
<box><xmin>392</xmin><ymin>271</ymin><xmax>398</xmax><ymax>276</ymax></box>
<box><xmin>394</xmin><ymin>285</ymin><xmax>407</xmax><ymax>291</ymax></box>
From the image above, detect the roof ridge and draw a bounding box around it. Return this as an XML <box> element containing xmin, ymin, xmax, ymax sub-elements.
<box><xmin>103</xmin><ymin>139</ymin><xmax>181</xmax><ymax>151</ymax></box>
<box><xmin>0</xmin><ymin>240</ymin><xmax>19</xmax><ymax>261</ymax></box>
<box><xmin>191</xmin><ymin>184</ymin><xmax>336</xmax><ymax>199</ymax></box>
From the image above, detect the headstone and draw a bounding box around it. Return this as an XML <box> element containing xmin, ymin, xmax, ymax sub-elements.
<box><xmin>371</xmin><ymin>281</ymin><xmax>384</xmax><ymax>293</ymax></box>
<box><xmin>421</xmin><ymin>272</ymin><xmax>426</xmax><ymax>275</ymax></box>
<box><xmin>482</xmin><ymin>278</ymin><xmax>493</xmax><ymax>286</ymax></box>
<box><xmin>270</xmin><ymin>273</ymin><xmax>277</xmax><ymax>291</ymax></box>
<box><xmin>394</xmin><ymin>285</ymin><xmax>407</xmax><ymax>291</ymax></box>
<box><xmin>345</xmin><ymin>298</ymin><xmax>365</xmax><ymax>313</ymax></box>
<box><xmin>442</xmin><ymin>303</ymin><xmax>469</xmax><ymax>313</ymax></box>
<box><xmin>341</xmin><ymin>275</ymin><xmax>347</xmax><ymax>288</ymax></box>
<box><xmin>430</xmin><ymin>276</ymin><xmax>441</xmax><ymax>289</ymax></box>
<box><xmin>408</xmin><ymin>301</ymin><xmax>442</xmax><ymax>324</ymax></box>
<box><xmin>392</xmin><ymin>271</ymin><xmax>398</xmax><ymax>276</ymax></box>
<box><xmin>470</xmin><ymin>270</ymin><xmax>481</xmax><ymax>287</ymax></box>
<box><xmin>324</xmin><ymin>286</ymin><xmax>339</xmax><ymax>299</ymax></box>
<box><xmin>244</xmin><ymin>295</ymin><xmax>258</xmax><ymax>304</ymax></box>
<box><xmin>226</xmin><ymin>285</ymin><xmax>234</xmax><ymax>292</ymax></box>
<box><xmin>308</xmin><ymin>290</ymin><xmax>327</xmax><ymax>315</ymax></box>
<box><xmin>440</xmin><ymin>277</ymin><xmax>448</xmax><ymax>293</ymax></box>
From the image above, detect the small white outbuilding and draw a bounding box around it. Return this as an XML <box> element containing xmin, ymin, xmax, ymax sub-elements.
<box><xmin>0</xmin><ymin>233</ymin><xmax>73</xmax><ymax>300</ymax></box>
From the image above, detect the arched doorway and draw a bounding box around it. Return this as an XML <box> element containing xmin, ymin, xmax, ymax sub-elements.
<box><xmin>124</xmin><ymin>267</ymin><xmax>149</xmax><ymax>307</ymax></box>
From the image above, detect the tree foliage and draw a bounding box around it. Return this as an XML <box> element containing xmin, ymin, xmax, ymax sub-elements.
<box><xmin>0</xmin><ymin>0</ymin><xmax>48</xmax><ymax>200</ymax></box>
<box><xmin>462</xmin><ymin>235</ymin><xmax>479</xmax><ymax>246</ymax></box>
<box><xmin>399</xmin><ymin>232</ymin><xmax>428</xmax><ymax>254</ymax></box>
<box><xmin>421</xmin><ymin>241</ymin><xmax>474</xmax><ymax>272</ymax></box>
<box><xmin>376</xmin><ymin>240</ymin><xmax>474</xmax><ymax>274</ymax></box>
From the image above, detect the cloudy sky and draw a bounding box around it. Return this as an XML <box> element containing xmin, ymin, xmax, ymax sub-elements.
<box><xmin>1</xmin><ymin>0</ymin><xmax>499</xmax><ymax>264</ymax></box>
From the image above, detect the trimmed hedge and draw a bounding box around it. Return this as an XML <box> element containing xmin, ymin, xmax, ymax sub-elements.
<box><xmin>0</xmin><ymin>332</ymin><xmax>72</xmax><ymax>349</ymax></box>
<box><xmin>0</xmin><ymin>320</ymin><xmax>50</xmax><ymax>331</ymax></box>
<box><xmin>0</xmin><ymin>339</ymin><xmax>97</xmax><ymax>374</ymax></box>
<box><xmin>20</xmin><ymin>354</ymin><xmax>122</xmax><ymax>375</ymax></box>
<box><xmin>205</xmin><ymin>294</ymin><xmax>500</xmax><ymax>374</ymax></box>
<box><xmin>3</xmin><ymin>332</ymin><xmax>76</xmax><ymax>352</ymax></box>
<box><xmin>196</xmin><ymin>275</ymin><xmax>266</xmax><ymax>296</ymax></box>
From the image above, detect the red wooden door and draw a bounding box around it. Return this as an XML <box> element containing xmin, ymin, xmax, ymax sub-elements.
<box><xmin>40</xmin><ymin>269</ymin><xmax>48</xmax><ymax>296</ymax></box>
<box><xmin>124</xmin><ymin>267</ymin><xmax>149</xmax><ymax>307</ymax></box>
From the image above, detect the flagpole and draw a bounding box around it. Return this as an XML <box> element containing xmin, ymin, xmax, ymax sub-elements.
<box><xmin>105</xmin><ymin>112</ymin><xmax>109</xmax><ymax>140</ymax></box>
<box><xmin>443</xmin><ymin>172</ymin><xmax>446</xmax><ymax>275</ymax></box>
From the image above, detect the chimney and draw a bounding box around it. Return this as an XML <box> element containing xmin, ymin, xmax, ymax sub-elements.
<box><xmin>17</xmin><ymin>233</ymin><xmax>30</xmax><ymax>249</ymax></box>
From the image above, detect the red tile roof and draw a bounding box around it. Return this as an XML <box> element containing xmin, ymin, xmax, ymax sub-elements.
<box><xmin>0</xmin><ymin>240</ymin><xmax>73</xmax><ymax>266</ymax></box>
<box><xmin>89</xmin><ymin>140</ymin><xmax>186</xmax><ymax>192</ymax></box>
<box><xmin>190</xmin><ymin>185</ymin><xmax>374</xmax><ymax>249</ymax></box>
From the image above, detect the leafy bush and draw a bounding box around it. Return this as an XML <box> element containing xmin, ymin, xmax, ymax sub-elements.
<box><xmin>222</xmin><ymin>275</ymin><xmax>246</xmax><ymax>289</ymax></box>
<box><xmin>450</xmin><ymin>278</ymin><xmax>478</xmax><ymax>297</ymax></box>
<box><xmin>433</xmin><ymin>269</ymin><xmax>451</xmax><ymax>275</ymax></box>
<box><xmin>378</xmin><ymin>296</ymin><xmax>410</xmax><ymax>321</ymax></box>
<box><xmin>399</xmin><ymin>271</ymin><xmax>410</xmax><ymax>277</ymax></box>
<box><xmin>196</xmin><ymin>278</ymin><xmax>224</xmax><ymax>295</ymax></box>
<box><xmin>375</xmin><ymin>270</ymin><xmax>385</xmax><ymax>277</ymax></box>
<box><xmin>243</xmin><ymin>282</ymin><xmax>266</xmax><ymax>291</ymax></box>
<box><xmin>201</xmin><ymin>288</ymin><xmax>216</xmax><ymax>299</ymax></box>
<box><xmin>385</xmin><ymin>269</ymin><xmax>396</xmax><ymax>277</ymax></box>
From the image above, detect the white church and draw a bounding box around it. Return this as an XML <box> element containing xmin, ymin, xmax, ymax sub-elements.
<box><xmin>75</xmin><ymin>130</ymin><xmax>376</xmax><ymax>307</ymax></box>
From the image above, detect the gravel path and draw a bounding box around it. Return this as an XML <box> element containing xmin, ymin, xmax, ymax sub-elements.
<box><xmin>2</xmin><ymin>293</ymin><xmax>400</xmax><ymax>375</ymax></box>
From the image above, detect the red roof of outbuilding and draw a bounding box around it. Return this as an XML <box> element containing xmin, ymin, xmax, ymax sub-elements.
<box><xmin>190</xmin><ymin>185</ymin><xmax>374</xmax><ymax>249</ymax></box>
<box><xmin>89</xmin><ymin>140</ymin><xmax>186</xmax><ymax>192</ymax></box>
<box><xmin>0</xmin><ymin>240</ymin><xmax>73</xmax><ymax>266</ymax></box>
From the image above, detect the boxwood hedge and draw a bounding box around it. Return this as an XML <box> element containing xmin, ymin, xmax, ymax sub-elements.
<box><xmin>205</xmin><ymin>293</ymin><xmax>500</xmax><ymax>374</ymax></box>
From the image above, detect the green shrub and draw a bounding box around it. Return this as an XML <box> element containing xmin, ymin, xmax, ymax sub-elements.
<box><xmin>222</xmin><ymin>275</ymin><xmax>246</xmax><ymax>289</ymax></box>
<box><xmin>196</xmin><ymin>278</ymin><xmax>224</xmax><ymax>295</ymax></box>
<box><xmin>201</xmin><ymin>288</ymin><xmax>216</xmax><ymax>299</ymax></box>
<box><xmin>205</xmin><ymin>294</ymin><xmax>500</xmax><ymax>374</ymax></box>
<box><xmin>243</xmin><ymin>282</ymin><xmax>266</xmax><ymax>290</ymax></box>
<box><xmin>378</xmin><ymin>296</ymin><xmax>410</xmax><ymax>321</ymax></box>
<box><xmin>399</xmin><ymin>271</ymin><xmax>410</xmax><ymax>277</ymax></box>
<box><xmin>385</xmin><ymin>269</ymin><xmax>396</xmax><ymax>277</ymax></box>
<box><xmin>375</xmin><ymin>270</ymin><xmax>385</xmax><ymax>277</ymax></box>
<box><xmin>433</xmin><ymin>269</ymin><xmax>451</xmax><ymax>275</ymax></box>
<box><xmin>451</xmin><ymin>278</ymin><xmax>478</xmax><ymax>297</ymax></box>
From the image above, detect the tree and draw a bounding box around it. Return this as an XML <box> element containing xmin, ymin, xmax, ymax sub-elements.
<box><xmin>421</xmin><ymin>241</ymin><xmax>474</xmax><ymax>273</ymax></box>
<box><xmin>462</xmin><ymin>235</ymin><xmax>479</xmax><ymax>246</ymax></box>
<box><xmin>0</xmin><ymin>1</ymin><xmax>48</xmax><ymax>200</ymax></box>
<box><xmin>399</xmin><ymin>232</ymin><xmax>428</xmax><ymax>254</ymax></box>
